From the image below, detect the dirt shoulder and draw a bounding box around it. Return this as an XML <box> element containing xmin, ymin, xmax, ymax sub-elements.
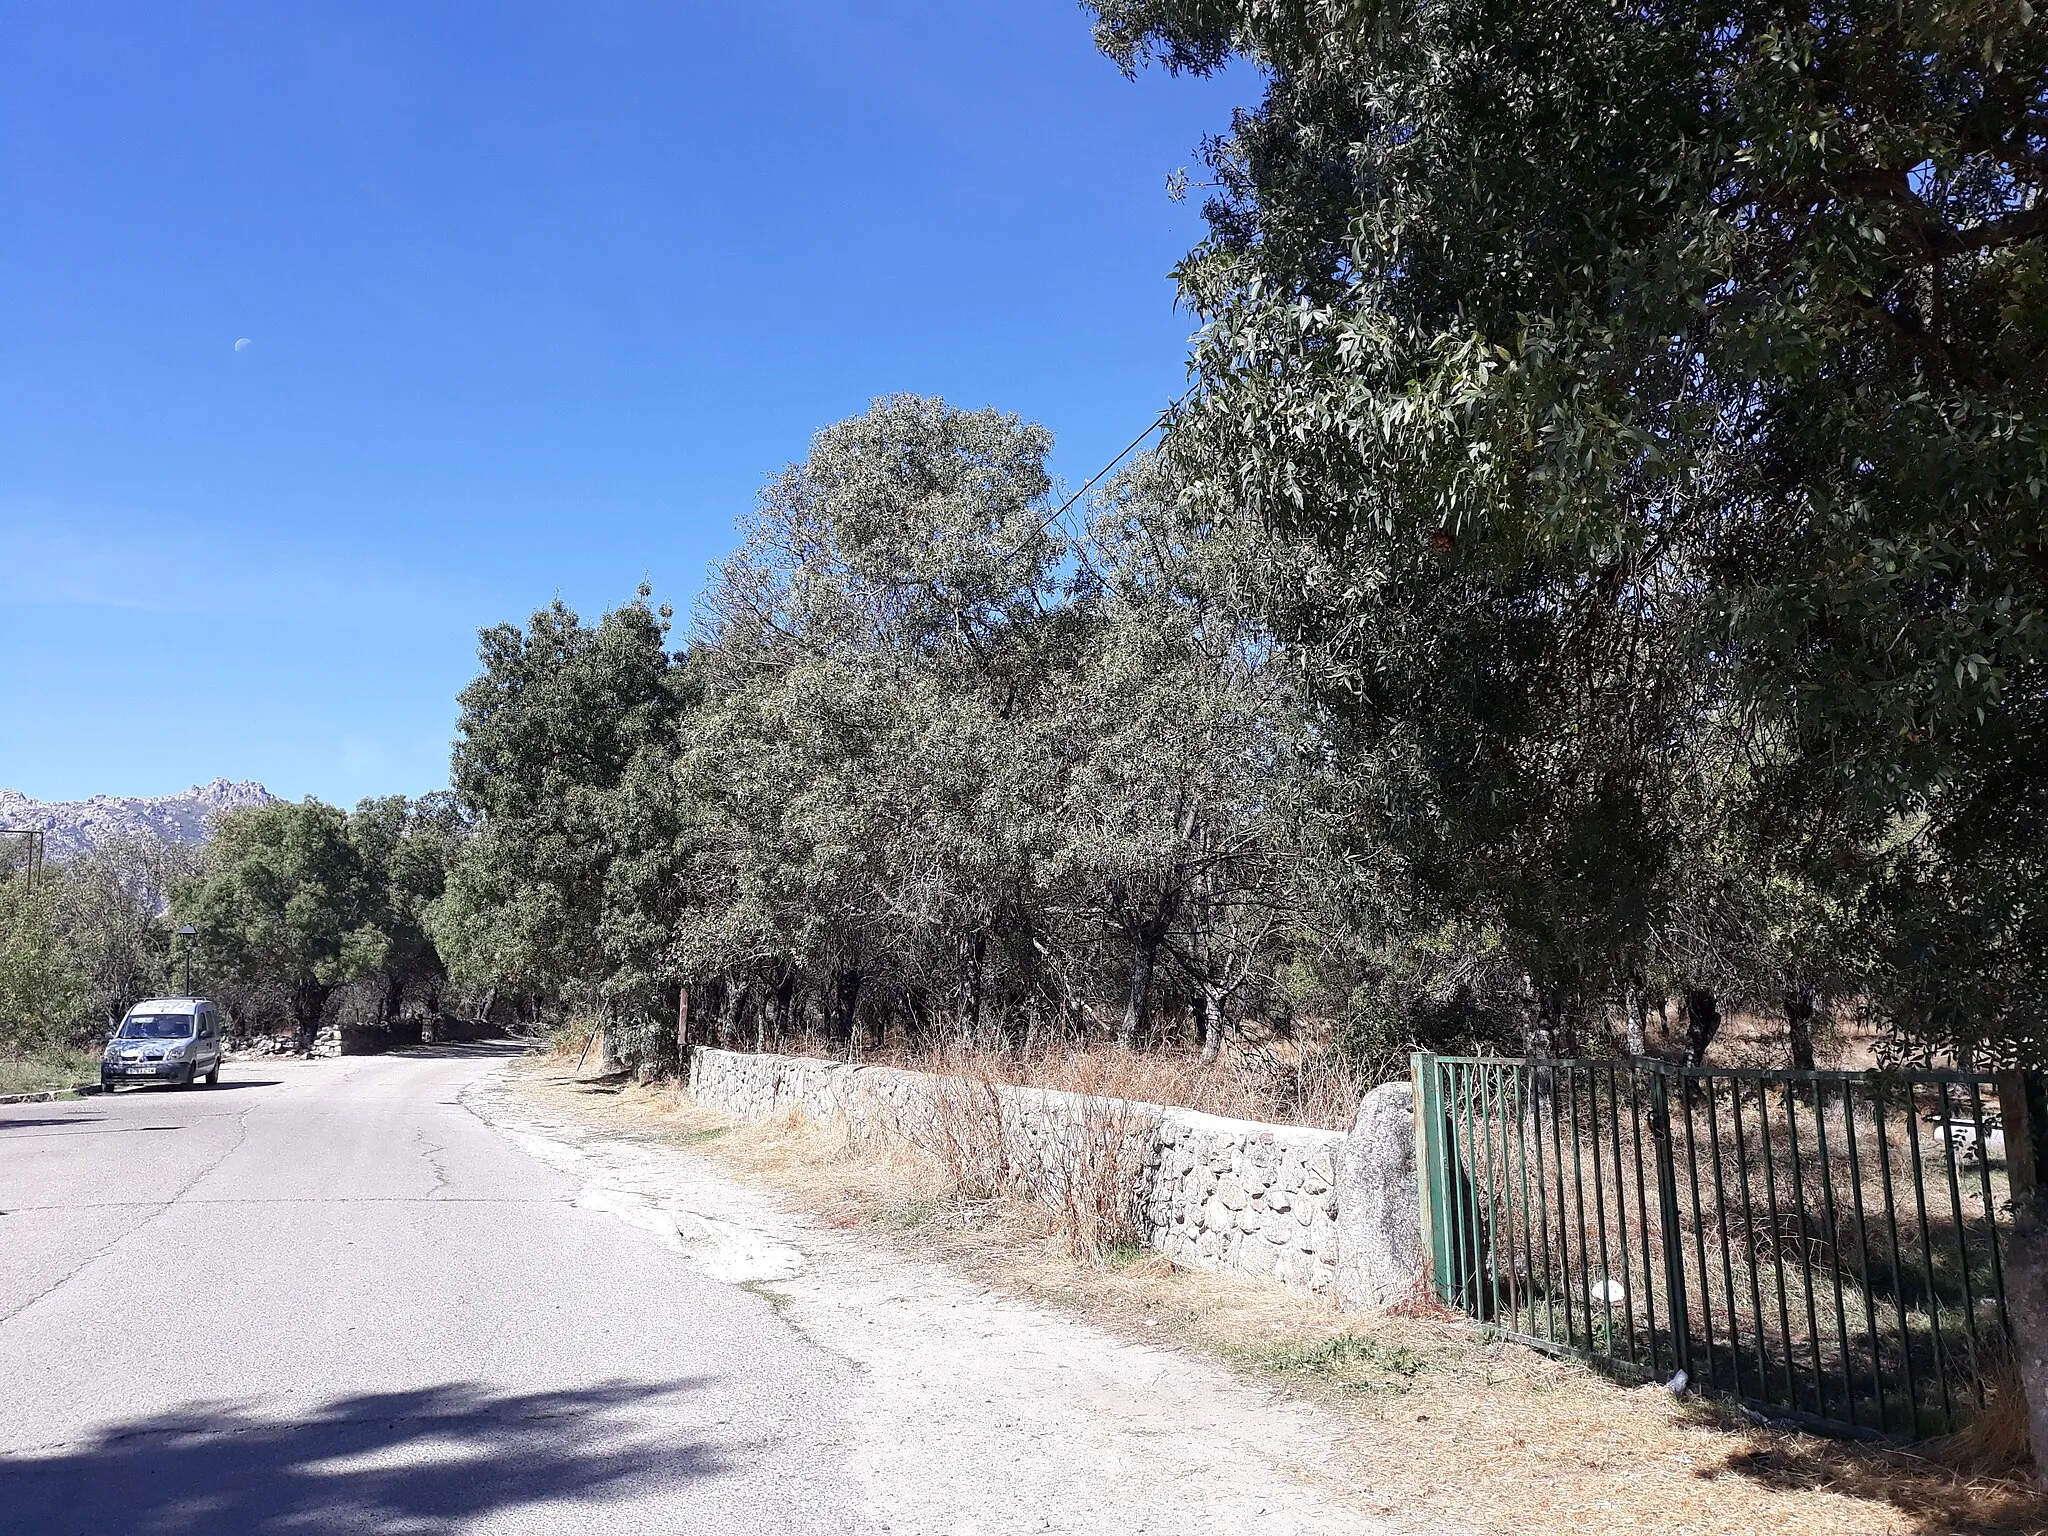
<box><xmin>496</xmin><ymin>1057</ymin><xmax>2048</xmax><ymax>1536</ymax></box>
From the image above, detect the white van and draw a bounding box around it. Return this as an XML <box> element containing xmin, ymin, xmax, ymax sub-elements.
<box><xmin>101</xmin><ymin>998</ymin><xmax>224</xmax><ymax>1092</ymax></box>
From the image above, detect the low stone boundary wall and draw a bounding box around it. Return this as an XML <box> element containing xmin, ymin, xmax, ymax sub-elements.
<box><xmin>686</xmin><ymin>1047</ymin><xmax>1418</xmax><ymax>1310</ymax></box>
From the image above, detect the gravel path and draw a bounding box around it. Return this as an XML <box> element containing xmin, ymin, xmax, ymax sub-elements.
<box><xmin>469</xmin><ymin>1069</ymin><xmax>1399</xmax><ymax>1536</ymax></box>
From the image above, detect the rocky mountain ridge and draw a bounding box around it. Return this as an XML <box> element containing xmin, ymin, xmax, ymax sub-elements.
<box><xmin>0</xmin><ymin>778</ymin><xmax>277</xmax><ymax>861</ymax></box>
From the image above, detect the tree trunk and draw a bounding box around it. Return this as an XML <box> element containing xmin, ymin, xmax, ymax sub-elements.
<box><xmin>1625</xmin><ymin>980</ymin><xmax>1647</xmax><ymax>1058</ymax></box>
<box><xmin>1521</xmin><ymin>974</ymin><xmax>1554</xmax><ymax>1060</ymax></box>
<box><xmin>766</xmin><ymin>971</ymin><xmax>793</xmax><ymax>1051</ymax></box>
<box><xmin>1786</xmin><ymin>990</ymin><xmax>1817</xmax><ymax>1071</ymax></box>
<box><xmin>1199</xmin><ymin>983</ymin><xmax>1224</xmax><ymax>1064</ymax></box>
<box><xmin>1683</xmin><ymin>989</ymin><xmax>1722</xmax><ymax>1068</ymax></box>
<box><xmin>1120</xmin><ymin>925</ymin><xmax>1162</xmax><ymax>1050</ymax></box>
<box><xmin>832</xmin><ymin>967</ymin><xmax>862</xmax><ymax>1046</ymax></box>
<box><xmin>719</xmin><ymin>976</ymin><xmax>748</xmax><ymax>1049</ymax></box>
<box><xmin>904</xmin><ymin>988</ymin><xmax>929</xmax><ymax>1047</ymax></box>
<box><xmin>291</xmin><ymin>981</ymin><xmax>333</xmax><ymax>1055</ymax></box>
<box><xmin>960</xmin><ymin>934</ymin><xmax>986</xmax><ymax>1043</ymax></box>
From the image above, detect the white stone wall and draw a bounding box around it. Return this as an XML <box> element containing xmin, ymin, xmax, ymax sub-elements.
<box><xmin>1141</xmin><ymin>1111</ymin><xmax>1342</xmax><ymax>1296</ymax></box>
<box><xmin>687</xmin><ymin>1047</ymin><xmax>1359</xmax><ymax>1302</ymax></box>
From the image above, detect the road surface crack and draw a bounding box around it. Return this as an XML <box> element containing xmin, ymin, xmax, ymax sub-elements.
<box><xmin>414</xmin><ymin>1128</ymin><xmax>452</xmax><ymax>1198</ymax></box>
<box><xmin>0</xmin><ymin>1095</ymin><xmax>260</xmax><ymax>1329</ymax></box>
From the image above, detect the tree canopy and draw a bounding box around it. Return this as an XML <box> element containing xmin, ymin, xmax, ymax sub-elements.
<box><xmin>1086</xmin><ymin>0</ymin><xmax>2048</xmax><ymax>1062</ymax></box>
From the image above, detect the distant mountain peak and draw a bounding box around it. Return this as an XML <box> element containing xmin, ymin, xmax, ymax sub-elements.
<box><xmin>0</xmin><ymin>780</ymin><xmax>278</xmax><ymax>861</ymax></box>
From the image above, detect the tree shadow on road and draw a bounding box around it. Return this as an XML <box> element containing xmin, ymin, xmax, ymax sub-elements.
<box><xmin>0</xmin><ymin>1378</ymin><xmax>724</xmax><ymax>1534</ymax></box>
<box><xmin>397</xmin><ymin>1042</ymin><xmax>529</xmax><ymax>1060</ymax></box>
<box><xmin>105</xmin><ymin>1081</ymin><xmax>284</xmax><ymax>1095</ymax></box>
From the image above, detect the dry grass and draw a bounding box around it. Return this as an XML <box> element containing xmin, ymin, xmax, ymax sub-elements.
<box><xmin>762</xmin><ymin>1032</ymin><xmax>1372</xmax><ymax>1130</ymax></box>
<box><xmin>875</xmin><ymin>1066</ymin><xmax>1158</xmax><ymax>1259</ymax></box>
<box><xmin>513</xmin><ymin>1055</ymin><xmax>2048</xmax><ymax>1536</ymax></box>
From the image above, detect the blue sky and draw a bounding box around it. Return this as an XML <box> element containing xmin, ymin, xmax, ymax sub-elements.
<box><xmin>0</xmin><ymin>2</ymin><xmax>1242</xmax><ymax>805</ymax></box>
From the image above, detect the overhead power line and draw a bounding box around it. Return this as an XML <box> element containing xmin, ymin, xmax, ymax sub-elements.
<box><xmin>1003</xmin><ymin>382</ymin><xmax>1198</xmax><ymax>561</ymax></box>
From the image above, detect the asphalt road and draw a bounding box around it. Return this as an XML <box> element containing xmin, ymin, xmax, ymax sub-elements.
<box><xmin>0</xmin><ymin>1048</ymin><xmax>865</xmax><ymax>1535</ymax></box>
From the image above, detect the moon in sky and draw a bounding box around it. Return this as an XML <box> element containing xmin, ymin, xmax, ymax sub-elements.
<box><xmin>234</xmin><ymin>337</ymin><xmax>253</xmax><ymax>351</ymax></box>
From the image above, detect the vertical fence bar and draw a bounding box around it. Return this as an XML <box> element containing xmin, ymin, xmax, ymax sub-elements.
<box><xmin>1469</xmin><ymin>1063</ymin><xmax>1490</xmax><ymax>1318</ymax></box>
<box><xmin>1756</xmin><ymin>1078</ymin><xmax>1799</xmax><ymax>1407</ymax></box>
<box><xmin>1808</xmin><ymin>1077</ymin><xmax>1859</xmax><ymax>1427</ymax></box>
<box><xmin>1782</xmin><ymin>1078</ymin><xmax>1828</xmax><ymax>1417</ymax></box>
<box><xmin>1503</xmin><ymin>1065</ymin><xmax>1526</xmax><ymax>1331</ymax></box>
<box><xmin>1871</xmin><ymin>1079</ymin><xmax>1924</xmax><ymax>1432</ymax></box>
<box><xmin>1533</xmin><ymin>1070</ymin><xmax>1561</xmax><ymax>1345</ymax></box>
<box><xmin>1840</xmin><ymin>1081</ymin><xmax>1890</xmax><ymax>1434</ymax></box>
<box><xmin>1490</xmin><ymin>1064</ymin><xmax>1507</xmax><ymax>1327</ymax></box>
<box><xmin>1458</xmin><ymin>1063</ymin><xmax>1483</xmax><ymax>1314</ymax></box>
<box><xmin>1587</xmin><ymin>1065</ymin><xmax>1619</xmax><ymax>1359</ymax></box>
<box><xmin>1416</xmin><ymin>1055</ymin><xmax>1453</xmax><ymax>1306</ymax></box>
<box><xmin>1567</xmin><ymin>1068</ymin><xmax>1598</xmax><ymax>1358</ymax></box>
<box><xmin>1493</xmin><ymin>1063</ymin><xmax>1513</xmax><ymax>1326</ymax></box>
<box><xmin>1551</xmin><ymin>1070</ymin><xmax>1581</xmax><ymax>1350</ymax></box>
<box><xmin>1702</xmin><ymin>1081</ymin><xmax>1745</xmax><ymax>1404</ymax></box>
<box><xmin>1606</xmin><ymin>1063</ymin><xmax>1642</xmax><ymax>1366</ymax></box>
<box><xmin>1458</xmin><ymin>1073</ymin><xmax>1474</xmax><ymax>1310</ymax></box>
<box><xmin>1513</xmin><ymin>1065</ymin><xmax>1540</xmax><ymax>1337</ymax></box>
<box><xmin>1455</xmin><ymin>1062</ymin><xmax>1478</xmax><ymax>1315</ymax></box>
<box><xmin>1678</xmin><ymin>1072</ymin><xmax>1719</xmax><ymax>1391</ymax></box>
<box><xmin>1628</xmin><ymin>1062</ymin><xmax>1663</xmax><ymax>1376</ymax></box>
<box><xmin>1441</xmin><ymin>1063</ymin><xmax>1463</xmax><ymax>1312</ymax></box>
<box><xmin>1903</xmin><ymin>1089</ymin><xmax>1956</xmax><ymax>1431</ymax></box>
<box><xmin>1966</xmin><ymin>1078</ymin><xmax>2009</xmax><ymax>1343</ymax></box>
<box><xmin>1730</xmin><ymin>1081</ymin><xmax>1772</xmax><ymax>1402</ymax></box>
<box><xmin>1649</xmin><ymin>1069</ymin><xmax>1690</xmax><ymax>1377</ymax></box>
<box><xmin>1934</xmin><ymin>1081</ymin><xmax>1984</xmax><ymax>1406</ymax></box>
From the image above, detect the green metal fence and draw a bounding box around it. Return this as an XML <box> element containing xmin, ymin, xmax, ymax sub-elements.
<box><xmin>1414</xmin><ymin>1053</ymin><xmax>2034</xmax><ymax>1439</ymax></box>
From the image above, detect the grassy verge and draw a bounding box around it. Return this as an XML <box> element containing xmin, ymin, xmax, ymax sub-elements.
<box><xmin>0</xmin><ymin>1047</ymin><xmax>99</xmax><ymax>1097</ymax></box>
<box><xmin>510</xmin><ymin>1057</ymin><xmax>2048</xmax><ymax>1536</ymax></box>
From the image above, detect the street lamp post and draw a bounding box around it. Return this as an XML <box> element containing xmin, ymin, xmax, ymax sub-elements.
<box><xmin>177</xmin><ymin>925</ymin><xmax>196</xmax><ymax>997</ymax></box>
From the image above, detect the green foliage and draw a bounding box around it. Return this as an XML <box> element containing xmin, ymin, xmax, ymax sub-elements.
<box><xmin>678</xmin><ymin>395</ymin><xmax>1073</xmax><ymax>1047</ymax></box>
<box><xmin>178</xmin><ymin>800</ymin><xmax>390</xmax><ymax>1045</ymax></box>
<box><xmin>349</xmin><ymin>791</ymin><xmax>465</xmax><ymax>1022</ymax></box>
<box><xmin>46</xmin><ymin>835</ymin><xmax>202</xmax><ymax>1031</ymax></box>
<box><xmin>434</xmin><ymin>590</ymin><xmax>690</xmax><ymax>1055</ymax></box>
<box><xmin>1240</xmin><ymin>1332</ymin><xmax>1425</xmax><ymax>1393</ymax></box>
<box><xmin>0</xmin><ymin>1045</ymin><xmax>99</xmax><ymax>1097</ymax></box>
<box><xmin>1088</xmin><ymin>0</ymin><xmax>2048</xmax><ymax>1061</ymax></box>
<box><xmin>433</xmin><ymin>398</ymin><xmax>1373</xmax><ymax>1071</ymax></box>
<box><xmin>0</xmin><ymin>877</ymin><xmax>80</xmax><ymax>1054</ymax></box>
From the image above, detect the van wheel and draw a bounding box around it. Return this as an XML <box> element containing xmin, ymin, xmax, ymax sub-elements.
<box><xmin>205</xmin><ymin>1063</ymin><xmax>220</xmax><ymax>1086</ymax></box>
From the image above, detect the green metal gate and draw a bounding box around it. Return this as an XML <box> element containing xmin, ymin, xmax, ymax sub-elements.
<box><xmin>1414</xmin><ymin>1053</ymin><xmax>2032</xmax><ymax>1439</ymax></box>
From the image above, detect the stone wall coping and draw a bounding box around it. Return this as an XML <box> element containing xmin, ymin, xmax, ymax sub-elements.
<box><xmin>689</xmin><ymin>1046</ymin><xmax>1347</xmax><ymax>1148</ymax></box>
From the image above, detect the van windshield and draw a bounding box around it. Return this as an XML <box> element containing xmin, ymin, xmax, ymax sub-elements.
<box><xmin>118</xmin><ymin>1015</ymin><xmax>195</xmax><ymax>1040</ymax></box>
